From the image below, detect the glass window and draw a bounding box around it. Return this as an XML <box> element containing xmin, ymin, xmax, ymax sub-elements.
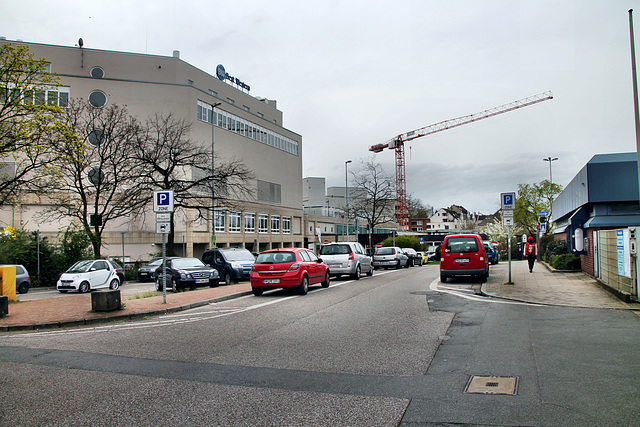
<box><xmin>215</xmin><ymin>210</ymin><xmax>225</xmax><ymax>232</ymax></box>
<box><xmin>258</xmin><ymin>214</ymin><xmax>269</xmax><ymax>233</ymax></box>
<box><xmin>270</xmin><ymin>215</ymin><xmax>280</xmax><ymax>234</ymax></box>
<box><xmin>88</xmin><ymin>90</ymin><xmax>107</xmax><ymax>107</ymax></box>
<box><xmin>245</xmin><ymin>213</ymin><xmax>255</xmax><ymax>233</ymax></box>
<box><xmin>229</xmin><ymin>211</ymin><xmax>241</xmax><ymax>233</ymax></box>
<box><xmin>59</xmin><ymin>91</ymin><xmax>69</xmax><ymax>107</ymax></box>
<box><xmin>87</xmin><ymin>168</ymin><xmax>105</xmax><ymax>186</ymax></box>
<box><xmin>282</xmin><ymin>216</ymin><xmax>291</xmax><ymax>234</ymax></box>
<box><xmin>90</xmin><ymin>67</ymin><xmax>105</xmax><ymax>79</ymax></box>
<box><xmin>299</xmin><ymin>251</ymin><xmax>311</xmax><ymax>262</ymax></box>
<box><xmin>47</xmin><ymin>90</ymin><xmax>58</xmax><ymax>106</ymax></box>
<box><xmin>86</xmin><ymin>129</ymin><xmax>105</xmax><ymax>147</ymax></box>
<box><xmin>34</xmin><ymin>90</ymin><xmax>45</xmax><ymax>105</ymax></box>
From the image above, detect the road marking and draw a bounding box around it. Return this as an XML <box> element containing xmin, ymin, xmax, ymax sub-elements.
<box><xmin>429</xmin><ymin>278</ymin><xmax>543</xmax><ymax>306</ymax></box>
<box><xmin>3</xmin><ymin>270</ymin><xmax>403</xmax><ymax>338</ymax></box>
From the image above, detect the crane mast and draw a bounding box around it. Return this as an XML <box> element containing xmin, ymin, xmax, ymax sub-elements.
<box><xmin>370</xmin><ymin>91</ymin><xmax>553</xmax><ymax>231</ymax></box>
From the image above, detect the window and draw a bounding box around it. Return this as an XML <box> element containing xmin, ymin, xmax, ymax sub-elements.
<box><xmin>227</xmin><ymin>97</ymin><xmax>235</xmax><ymax>104</ymax></box>
<box><xmin>86</xmin><ymin>129</ymin><xmax>105</xmax><ymax>147</ymax></box>
<box><xmin>299</xmin><ymin>250</ymin><xmax>311</xmax><ymax>262</ymax></box>
<box><xmin>87</xmin><ymin>167</ymin><xmax>105</xmax><ymax>186</ymax></box>
<box><xmin>271</xmin><ymin>215</ymin><xmax>280</xmax><ymax>234</ymax></box>
<box><xmin>258</xmin><ymin>214</ymin><xmax>269</xmax><ymax>233</ymax></box>
<box><xmin>215</xmin><ymin>210</ymin><xmax>225</xmax><ymax>232</ymax></box>
<box><xmin>188</xmin><ymin>79</ymin><xmax>194</xmax><ymax>86</ymax></box>
<box><xmin>282</xmin><ymin>216</ymin><xmax>291</xmax><ymax>234</ymax></box>
<box><xmin>245</xmin><ymin>213</ymin><xmax>255</xmax><ymax>233</ymax></box>
<box><xmin>88</xmin><ymin>90</ymin><xmax>107</xmax><ymax>107</ymax></box>
<box><xmin>209</xmin><ymin>89</ymin><xmax>217</xmax><ymax>96</ymax></box>
<box><xmin>229</xmin><ymin>211</ymin><xmax>241</xmax><ymax>233</ymax></box>
<box><xmin>90</xmin><ymin>67</ymin><xmax>105</xmax><ymax>78</ymax></box>
<box><xmin>242</xmin><ymin>105</ymin><xmax>250</xmax><ymax>112</ymax></box>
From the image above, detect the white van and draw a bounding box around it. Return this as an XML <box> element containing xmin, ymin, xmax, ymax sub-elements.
<box><xmin>319</xmin><ymin>242</ymin><xmax>373</xmax><ymax>280</ymax></box>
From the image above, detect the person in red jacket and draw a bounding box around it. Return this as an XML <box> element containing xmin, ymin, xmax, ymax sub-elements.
<box><xmin>525</xmin><ymin>236</ymin><xmax>538</xmax><ymax>273</ymax></box>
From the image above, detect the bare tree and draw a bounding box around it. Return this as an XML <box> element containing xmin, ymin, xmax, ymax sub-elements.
<box><xmin>40</xmin><ymin>100</ymin><xmax>147</xmax><ymax>257</ymax></box>
<box><xmin>406</xmin><ymin>194</ymin><xmax>433</xmax><ymax>219</ymax></box>
<box><xmin>348</xmin><ymin>158</ymin><xmax>397</xmax><ymax>230</ymax></box>
<box><xmin>0</xmin><ymin>43</ymin><xmax>64</xmax><ymax>205</ymax></box>
<box><xmin>134</xmin><ymin>113</ymin><xmax>254</xmax><ymax>254</ymax></box>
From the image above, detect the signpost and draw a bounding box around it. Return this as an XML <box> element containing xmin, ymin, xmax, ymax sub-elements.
<box><xmin>501</xmin><ymin>192</ymin><xmax>516</xmax><ymax>283</ymax></box>
<box><xmin>154</xmin><ymin>191</ymin><xmax>174</xmax><ymax>304</ymax></box>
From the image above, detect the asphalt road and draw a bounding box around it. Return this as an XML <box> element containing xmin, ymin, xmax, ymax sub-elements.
<box><xmin>2</xmin><ymin>265</ymin><xmax>640</xmax><ymax>426</ymax></box>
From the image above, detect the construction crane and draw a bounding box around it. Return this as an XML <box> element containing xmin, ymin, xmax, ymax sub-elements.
<box><xmin>370</xmin><ymin>90</ymin><xmax>553</xmax><ymax>231</ymax></box>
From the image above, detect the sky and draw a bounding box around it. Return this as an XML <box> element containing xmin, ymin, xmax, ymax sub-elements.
<box><xmin>2</xmin><ymin>0</ymin><xmax>639</xmax><ymax>214</ymax></box>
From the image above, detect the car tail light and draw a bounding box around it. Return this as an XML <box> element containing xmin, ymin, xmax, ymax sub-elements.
<box><xmin>348</xmin><ymin>252</ymin><xmax>354</xmax><ymax>260</ymax></box>
<box><xmin>287</xmin><ymin>263</ymin><xmax>300</xmax><ymax>272</ymax></box>
<box><xmin>251</xmin><ymin>265</ymin><xmax>256</xmax><ymax>272</ymax></box>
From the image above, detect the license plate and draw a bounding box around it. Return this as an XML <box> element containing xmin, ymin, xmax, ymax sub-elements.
<box><xmin>455</xmin><ymin>258</ymin><xmax>470</xmax><ymax>263</ymax></box>
<box><xmin>196</xmin><ymin>278</ymin><xmax>208</xmax><ymax>284</ymax></box>
<box><xmin>264</xmin><ymin>279</ymin><xmax>280</xmax><ymax>284</ymax></box>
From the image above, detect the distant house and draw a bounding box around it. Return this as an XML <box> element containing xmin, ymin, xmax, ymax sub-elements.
<box><xmin>552</xmin><ymin>152</ymin><xmax>640</xmax><ymax>301</ymax></box>
<box><xmin>427</xmin><ymin>207</ymin><xmax>464</xmax><ymax>231</ymax></box>
<box><xmin>409</xmin><ymin>218</ymin><xmax>430</xmax><ymax>232</ymax></box>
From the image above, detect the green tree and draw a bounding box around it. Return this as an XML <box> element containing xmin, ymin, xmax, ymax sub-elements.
<box><xmin>381</xmin><ymin>234</ymin><xmax>420</xmax><ymax>250</ymax></box>
<box><xmin>0</xmin><ymin>43</ymin><xmax>65</xmax><ymax>205</ymax></box>
<box><xmin>514</xmin><ymin>180</ymin><xmax>562</xmax><ymax>236</ymax></box>
<box><xmin>0</xmin><ymin>228</ymin><xmax>62</xmax><ymax>287</ymax></box>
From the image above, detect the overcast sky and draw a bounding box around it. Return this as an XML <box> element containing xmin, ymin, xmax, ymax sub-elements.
<box><xmin>2</xmin><ymin>0</ymin><xmax>639</xmax><ymax>214</ymax></box>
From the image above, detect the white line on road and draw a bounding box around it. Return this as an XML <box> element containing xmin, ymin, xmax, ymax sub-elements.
<box><xmin>429</xmin><ymin>278</ymin><xmax>543</xmax><ymax>306</ymax></box>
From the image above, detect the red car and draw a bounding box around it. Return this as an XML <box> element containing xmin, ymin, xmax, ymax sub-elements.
<box><xmin>250</xmin><ymin>248</ymin><xmax>330</xmax><ymax>296</ymax></box>
<box><xmin>439</xmin><ymin>234</ymin><xmax>490</xmax><ymax>283</ymax></box>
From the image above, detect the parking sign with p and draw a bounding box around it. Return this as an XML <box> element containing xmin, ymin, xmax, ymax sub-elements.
<box><xmin>154</xmin><ymin>190</ymin><xmax>174</xmax><ymax>213</ymax></box>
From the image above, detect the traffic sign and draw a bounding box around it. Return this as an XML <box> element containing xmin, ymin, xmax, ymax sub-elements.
<box><xmin>537</xmin><ymin>211</ymin><xmax>549</xmax><ymax>217</ymax></box>
<box><xmin>153</xmin><ymin>190</ymin><xmax>174</xmax><ymax>213</ymax></box>
<box><xmin>503</xmin><ymin>216</ymin><xmax>514</xmax><ymax>226</ymax></box>
<box><xmin>156</xmin><ymin>222</ymin><xmax>171</xmax><ymax>234</ymax></box>
<box><xmin>156</xmin><ymin>213</ymin><xmax>171</xmax><ymax>222</ymax></box>
<box><xmin>501</xmin><ymin>192</ymin><xmax>516</xmax><ymax>210</ymax></box>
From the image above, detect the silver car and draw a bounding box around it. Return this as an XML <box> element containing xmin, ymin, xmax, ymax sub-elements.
<box><xmin>0</xmin><ymin>264</ymin><xmax>30</xmax><ymax>294</ymax></box>
<box><xmin>319</xmin><ymin>242</ymin><xmax>373</xmax><ymax>280</ymax></box>
<box><xmin>372</xmin><ymin>246</ymin><xmax>409</xmax><ymax>269</ymax></box>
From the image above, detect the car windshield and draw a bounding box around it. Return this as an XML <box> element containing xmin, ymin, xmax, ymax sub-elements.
<box><xmin>403</xmin><ymin>248</ymin><xmax>416</xmax><ymax>254</ymax></box>
<box><xmin>445</xmin><ymin>237</ymin><xmax>479</xmax><ymax>253</ymax></box>
<box><xmin>320</xmin><ymin>245</ymin><xmax>350</xmax><ymax>255</ymax></box>
<box><xmin>147</xmin><ymin>259</ymin><xmax>163</xmax><ymax>267</ymax></box>
<box><xmin>223</xmin><ymin>250</ymin><xmax>255</xmax><ymax>261</ymax></box>
<box><xmin>66</xmin><ymin>260</ymin><xmax>94</xmax><ymax>273</ymax></box>
<box><xmin>172</xmin><ymin>258</ymin><xmax>205</xmax><ymax>269</ymax></box>
<box><xmin>256</xmin><ymin>252</ymin><xmax>296</xmax><ymax>264</ymax></box>
<box><xmin>376</xmin><ymin>248</ymin><xmax>395</xmax><ymax>255</ymax></box>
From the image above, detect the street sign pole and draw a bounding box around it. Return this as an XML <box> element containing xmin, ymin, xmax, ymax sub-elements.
<box><xmin>501</xmin><ymin>192</ymin><xmax>516</xmax><ymax>284</ymax></box>
<box><xmin>154</xmin><ymin>190</ymin><xmax>174</xmax><ymax>304</ymax></box>
<box><xmin>162</xmin><ymin>232</ymin><xmax>167</xmax><ymax>304</ymax></box>
<box><xmin>508</xmin><ymin>224</ymin><xmax>512</xmax><ymax>283</ymax></box>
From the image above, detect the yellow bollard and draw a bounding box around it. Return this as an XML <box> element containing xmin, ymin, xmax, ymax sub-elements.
<box><xmin>0</xmin><ymin>266</ymin><xmax>16</xmax><ymax>302</ymax></box>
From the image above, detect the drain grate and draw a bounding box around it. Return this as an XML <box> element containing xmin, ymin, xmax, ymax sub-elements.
<box><xmin>464</xmin><ymin>376</ymin><xmax>519</xmax><ymax>395</ymax></box>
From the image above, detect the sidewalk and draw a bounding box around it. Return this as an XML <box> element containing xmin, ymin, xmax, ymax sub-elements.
<box><xmin>0</xmin><ymin>283</ymin><xmax>253</xmax><ymax>332</ymax></box>
<box><xmin>2</xmin><ymin>261</ymin><xmax>638</xmax><ymax>332</ymax></box>
<box><xmin>482</xmin><ymin>259</ymin><xmax>640</xmax><ymax>310</ymax></box>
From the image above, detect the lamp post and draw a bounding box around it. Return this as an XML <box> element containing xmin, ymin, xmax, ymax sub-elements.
<box><xmin>345</xmin><ymin>160</ymin><xmax>352</xmax><ymax>242</ymax></box>
<box><xmin>543</xmin><ymin>157</ymin><xmax>558</xmax><ymax>184</ymax></box>
<box><xmin>210</xmin><ymin>102</ymin><xmax>222</xmax><ymax>248</ymax></box>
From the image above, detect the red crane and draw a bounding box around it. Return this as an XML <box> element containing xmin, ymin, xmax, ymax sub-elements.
<box><xmin>369</xmin><ymin>91</ymin><xmax>553</xmax><ymax>230</ymax></box>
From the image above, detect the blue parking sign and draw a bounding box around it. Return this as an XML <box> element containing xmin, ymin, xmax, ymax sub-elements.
<box><xmin>501</xmin><ymin>192</ymin><xmax>516</xmax><ymax>210</ymax></box>
<box><xmin>153</xmin><ymin>190</ymin><xmax>174</xmax><ymax>212</ymax></box>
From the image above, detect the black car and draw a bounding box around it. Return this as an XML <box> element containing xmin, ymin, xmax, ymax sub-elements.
<box><xmin>108</xmin><ymin>260</ymin><xmax>126</xmax><ymax>284</ymax></box>
<box><xmin>202</xmin><ymin>247</ymin><xmax>256</xmax><ymax>285</ymax></box>
<box><xmin>137</xmin><ymin>258</ymin><xmax>163</xmax><ymax>282</ymax></box>
<box><xmin>402</xmin><ymin>248</ymin><xmax>423</xmax><ymax>266</ymax></box>
<box><xmin>154</xmin><ymin>257</ymin><xmax>220</xmax><ymax>292</ymax></box>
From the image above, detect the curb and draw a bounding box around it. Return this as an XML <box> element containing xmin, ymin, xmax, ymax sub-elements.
<box><xmin>0</xmin><ymin>290</ymin><xmax>253</xmax><ymax>333</ymax></box>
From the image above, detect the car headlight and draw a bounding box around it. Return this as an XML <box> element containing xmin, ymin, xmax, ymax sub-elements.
<box><xmin>230</xmin><ymin>262</ymin><xmax>243</xmax><ymax>269</ymax></box>
<box><xmin>178</xmin><ymin>270</ymin><xmax>188</xmax><ymax>279</ymax></box>
<box><xmin>210</xmin><ymin>270</ymin><xmax>219</xmax><ymax>278</ymax></box>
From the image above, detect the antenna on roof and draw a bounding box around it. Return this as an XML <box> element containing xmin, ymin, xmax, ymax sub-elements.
<box><xmin>78</xmin><ymin>38</ymin><xmax>84</xmax><ymax>48</ymax></box>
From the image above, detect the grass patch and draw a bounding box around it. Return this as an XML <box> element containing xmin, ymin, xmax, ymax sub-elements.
<box><xmin>126</xmin><ymin>290</ymin><xmax>162</xmax><ymax>300</ymax></box>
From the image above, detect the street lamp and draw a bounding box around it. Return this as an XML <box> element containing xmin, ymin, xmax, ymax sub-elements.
<box><xmin>210</xmin><ymin>102</ymin><xmax>222</xmax><ymax>248</ymax></box>
<box><xmin>345</xmin><ymin>160</ymin><xmax>352</xmax><ymax>242</ymax></box>
<box><xmin>543</xmin><ymin>157</ymin><xmax>558</xmax><ymax>184</ymax></box>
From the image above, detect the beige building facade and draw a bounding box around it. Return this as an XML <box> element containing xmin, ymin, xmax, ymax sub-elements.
<box><xmin>0</xmin><ymin>39</ymin><xmax>306</xmax><ymax>261</ymax></box>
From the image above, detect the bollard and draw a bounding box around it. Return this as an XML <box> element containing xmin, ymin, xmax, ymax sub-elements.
<box><xmin>0</xmin><ymin>295</ymin><xmax>7</xmax><ymax>316</ymax></box>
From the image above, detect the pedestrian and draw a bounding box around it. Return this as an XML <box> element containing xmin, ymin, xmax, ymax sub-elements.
<box><xmin>525</xmin><ymin>236</ymin><xmax>537</xmax><ymax>273</ymax></box>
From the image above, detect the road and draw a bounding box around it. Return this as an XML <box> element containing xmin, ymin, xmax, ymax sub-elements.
<box><xmin>2</xmin><ymin>264</ymin><xmax>640</xmax><ymax>426</ymax></box>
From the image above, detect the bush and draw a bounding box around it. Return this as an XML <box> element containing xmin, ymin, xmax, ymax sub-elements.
<box><xmin>381</xmin><ymin>235</ymin><xmax>421</xmax><ymax>251</ymax></box>
<box><xmin>545</xmin><ymin>240</ymin><xmax>567</xmax><ymax>262</ymax></box>
<box><xmin>550</xmin><ymin>253</ymin><xmax>581</xmax><ymax>270</ymax></box>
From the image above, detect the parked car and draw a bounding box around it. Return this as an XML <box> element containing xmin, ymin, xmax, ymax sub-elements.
<box><xmin>202</xmin><ymin>247</ymin><xmax>256</xmax><ymax>285</ymax></box>
<box><xmin>319</xmin><ymin>242</ymin><xmax>373</xmax><ymax>280</ymax></box>
<box><xmin>57</xmin><ymin>259</ymin><xmax>121</xmax><ymax>293</ymax></box>
<box><xmin>402</xmin><ymin>248</ymin><xmax>422</xmax><ymax>266</ymax></box>
<box><xmin>439</xmin><ymin>234</ymin><xmax>489</xmax><ymax>283</ymax></box>
<box><xmin>137</xmin><ymin>258</ymin><xmax>163</xmax><ymax>282</ymax></box>
<box><xmin>426</xmin><ymin>251</ymin><xmax>438</xmax><ymax>262</ymax></box>
<box><xmin>372</xmin><ymin>246</ymin><xmax>409</xmax><ymax>269</ymax></box>
<box><xmin>108</xmin><ymin>260</ymin><xmax>126</xmax><ymax>284</ymax></box>
<box><xmin>483</xmin><ymin>241</ymin><xmax>499</xmax><ymax>265</ymax></box>
<box><xmin>154</xmin><ymin>257</ymin><xmax>220</xmax><ymax>292</ymax></box>
<box><xmin>0</xmin><ymin>264</ymin><xmax>30</xmax><ymax>294</ymax></box>
<box><xmin>250</xmin><ymin>248</ymin><xmax>330</xmax><ymax>296</ymax></box>
<box><xmin>416</xmin><ymin>251</ymin><xmax>429</xmax><ymax>265</ymax></box>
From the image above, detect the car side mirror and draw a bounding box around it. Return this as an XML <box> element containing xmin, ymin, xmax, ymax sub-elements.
<box><xmin>317</xmin><ymin>258</ymin><xmax>323</xmax><ymax>263</ymax></box>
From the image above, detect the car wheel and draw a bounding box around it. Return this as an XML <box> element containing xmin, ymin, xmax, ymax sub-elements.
<box><xmin>170</xmin><ymin>277</ymin><xmax>177</xmax><ymax>293</ymax></box>
<box><xmin>224</xmin><ymin>272</ymin><xmax>232</xmax><ymax>286</ymax></box>
<box><xmin>17</xmin><ymin>282</ymin><xmax>29</xmax><ymax>294</ymax></box>
<box><xmin>155</xmin><ymin>280</ymin><xmax>161</xmax><ymax>291</ymax></box>
<box><xmin>366</xmin><ymin>266</ymin><xmax>373</xmax><ymax>276</ymax></box>
<box><xmin>109</xmin><ymin>278</ymin><xmax>120</xmax><ymax>290</ymax></box>
<box><xmin>351</xmin><ymin>265</ymin><xmax>361</xmax><ymax>280</ymax></box>
<box><xmin>395</xmin><ymin>260</ymin><xmax>401</xmax><ymax>269</ymax></box>
<box><xmin>440</xmin><ymin>274</ymin><xmax>447</xmax><ymax>283</ymax></box>
<box><xmin>321</xmin><ymin>272</ymin><xmax>330</xmax><ymax>288</ymax></box>
<box><xmin>78</xmin><ymin>281</ymin><xmax>90</xmax><ymax>293</ymax></box>
<box><xmin>405</xmin><ymin>260</ymin><xmax>410</xmax><ymax>268</ymax></box>
<box><xmin>480</xmin><ymin>273</ymin><xmax>487</xmax><ymax>283</ymax></box>
<box><xmin>298</xmin><ymin>275</ymin><xmax>309</xmax><ymax>295</ymax></box>
<box><xmin>252</xmin><ymin>288</ymin><xmax>264</xmax><ymax>296</ymax></box>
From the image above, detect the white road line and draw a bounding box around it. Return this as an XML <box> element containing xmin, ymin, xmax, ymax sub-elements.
<box><xmin>429</xmin><ymin>278</ymin><xmax>543</xmax><ymax>306</ymax></box>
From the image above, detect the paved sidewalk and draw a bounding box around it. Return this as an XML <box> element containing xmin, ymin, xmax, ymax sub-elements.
<box><xmin>483</xmin><ymin>259</ymin><xmax>640</xmax><ymax>310</ymax></box>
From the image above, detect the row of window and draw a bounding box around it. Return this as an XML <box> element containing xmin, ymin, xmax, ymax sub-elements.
<box><xmin>197</xmin><ymin>100</ymin><xmax>299</xmax><ymax>156</ymax></box>
<box><xmin>0</xmin><ymin>86</ymin><xmax>70</xmax><ymax>108</ymax></box>
<box><xmin>214</xmin><ymin>211</ymin><xmax>292</xmax><ymax>234</ymax></box>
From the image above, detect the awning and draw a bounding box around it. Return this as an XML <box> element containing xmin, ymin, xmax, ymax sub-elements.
<box><xmin>583</xmin><ymin>214</ymin><xmax>640</xmax><ymax>228</ymax></box>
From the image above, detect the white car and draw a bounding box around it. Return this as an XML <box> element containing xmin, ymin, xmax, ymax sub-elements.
<box><xmin>319</xmin><ymin>242</ymin><xmax>373</xmax><ymax>280</ymax></box>
<box><xmin>57</xmin><ymin>260</ymin><xmax>121</xmax><ymax>293</ymax></box>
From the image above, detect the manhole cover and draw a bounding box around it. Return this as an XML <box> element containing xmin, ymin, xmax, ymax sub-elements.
<box><xmin>464</xmin><ymin>376</ymin><xmax>518</xmax><ymax>395</ymax></box>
